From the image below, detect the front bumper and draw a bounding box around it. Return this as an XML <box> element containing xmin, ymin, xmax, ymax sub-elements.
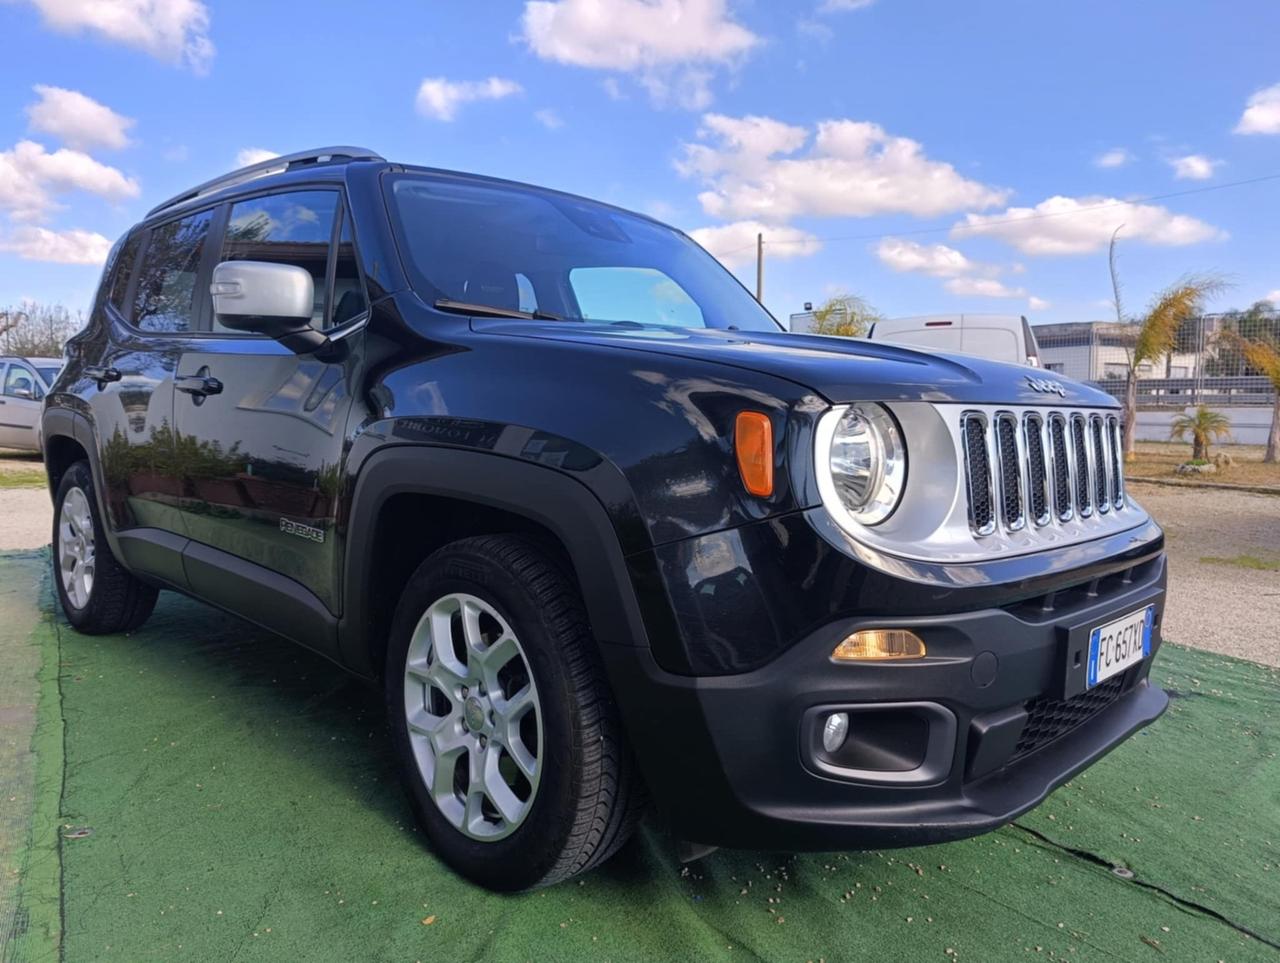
<box><xmin>603</xmin><ymin>550</ymin><xmax>1168</xmax><ymax>850</ymax></box>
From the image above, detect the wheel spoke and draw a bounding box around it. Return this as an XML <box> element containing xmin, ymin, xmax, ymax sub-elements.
<box><xmin>483</xmin><ymin>748</ymin><xmax>526</xmax><ymax>824</ymax></box>
<box><xmin>505</xmin><ymin>737</ymin><xmax>537</xmax><ymax>782</ymax></box>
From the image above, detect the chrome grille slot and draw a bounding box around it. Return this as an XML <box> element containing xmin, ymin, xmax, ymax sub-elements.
<box><xmin>1023</xmin><ymin>413</ymin><xmax>1050</xmax><ymax>527</ymax></box>
<box><xmin>994</xmin><ymin>413</ymin><xmax>1025</xmax><ymax>531</ymax></box>
<box><xmin>961</xmin><ymin>412</ymin><xmax>996</xmax><ymax>536</ymax></box>
<box><xmin>1090</xmin><ymin>415</ymin><xmax>1110</xmax><ymax>515</ymax></box>
<box><xmin>1107</xmin><ymin>415</ymin><xmax>1124</xmax><ymax>509</ymax></box>
<box><xmin>1048</xmin><ymin>414</ymin><xmax>1072</xmax><ymax>522</ymax></box>
<box><xmin>1071</xmin><ymin>414</ymin><xmax>1093</xmax><ymax>518</ymax></box>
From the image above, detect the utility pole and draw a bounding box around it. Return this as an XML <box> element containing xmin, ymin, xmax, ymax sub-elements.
<box><xmin>755</xmin><ymin>232</ymin><xmax>764</xmax><ymax>303</ymax></box>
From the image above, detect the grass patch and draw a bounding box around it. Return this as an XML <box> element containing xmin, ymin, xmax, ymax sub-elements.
<box><xmin>1199</xmin><ymin>553</ymin><xmax>1280</xmax><ymax>572</ymax></box>
<box><xmin>0</xmin><ymin>468</ymin><xmax>47</xmax><ymax>488</ymax></box>
<box><xmin>1128</xmin><ymin>441</ymin><xmax>1280</xmax><ymax>490</ymax></box>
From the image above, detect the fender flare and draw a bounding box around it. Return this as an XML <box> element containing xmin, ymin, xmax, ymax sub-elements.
<box><xmin>337</xmin><ymin>445</ymin><xmax>655</xmax><ymax>677</ymax></box>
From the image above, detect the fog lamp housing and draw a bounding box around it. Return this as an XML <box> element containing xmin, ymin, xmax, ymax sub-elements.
<box><xmin>832</xmin><ymin>629</ymin><xmax>926</xmax><ymax>661</ymax></box>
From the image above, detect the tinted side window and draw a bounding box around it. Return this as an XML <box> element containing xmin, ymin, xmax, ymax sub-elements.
<box><xmin>329</xmin><ymin>206</ymin><xmax>367</xmax><ymax>329</ymax></box>
<box><xmin>106</xmin><ymin>232</ymin><xmax>141</xmax><ymax>316</ymax></box>
<box><xmin>218</xmin><ymin>191</ymin><xmax>338</xmax><ymax>332</ymax></box>
<box><xmin>133</xmin><ymin>210</ymin><xmax>215</xmax><ymax>333</ymax></box>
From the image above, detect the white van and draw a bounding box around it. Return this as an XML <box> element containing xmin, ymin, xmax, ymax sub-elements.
<box><xmin>866</xmin><ymin>314</ymin><xmax>1041</xmax><ymax>366</ymax></box>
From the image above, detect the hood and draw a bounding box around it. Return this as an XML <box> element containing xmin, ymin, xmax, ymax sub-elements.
<box><xmin>472</xmin><ymin>320</ymin><xmax>1116</xmax><ymax>408</ymax></box>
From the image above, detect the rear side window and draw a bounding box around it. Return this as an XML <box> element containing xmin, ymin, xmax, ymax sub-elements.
<box><xmin>218</xmin><ymin>191</ymin><xmax>340</xmax><ymax>331</ymax></box>
<box><xmin>106</xmin><ymin>232</ymin><xmax>141</xmax><ymax>315</ymax></box>
<box><xmin>133</xmin><ymin>209</ymin><xmax>215</xmax><ymax>333</ymax></box>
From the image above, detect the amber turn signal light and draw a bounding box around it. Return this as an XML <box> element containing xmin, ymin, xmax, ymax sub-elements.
<box><xmin>734</xmin><ymin>411</ymin><xmax>774</xmax><ymax>497</ymax></box>
<box><xmin>832</xmin><ymin>629</ymin><xmax>926</xmax><ymax>661</ymax></box>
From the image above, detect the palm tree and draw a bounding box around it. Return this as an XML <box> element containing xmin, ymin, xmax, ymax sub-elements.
<box><xmin>1169</xmin><ymin>405</ymin><xmax>1231</xmax><ymax>461</ymax></box>
<box><xmin>810</xmin><ymin>293</ymin><xmax>882</xmax><ymax>338</ymax></box>
<box><xmin>1229</xmin><ymin>331</ymin><xmax>1280</xmax><ymax>463</ymax></box>
<box><xmin>1108</xmin><ymin>231</ymin><xmax>1228</xmax><ymax>459</ymax></box>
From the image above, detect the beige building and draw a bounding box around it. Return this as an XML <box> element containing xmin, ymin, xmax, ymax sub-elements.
<box><xmin>1034</xmin><ymin>321</ymin><xmax>1208</xmax><ymax>383</ymax></box>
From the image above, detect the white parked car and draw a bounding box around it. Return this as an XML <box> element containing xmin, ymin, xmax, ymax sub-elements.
<box><xmin>0</xmin><ymin>356</ymin><xmax>61</xmax><ymax>452</ymax></box>
<box><xmin>867</xmin><ymin>314</ymin><xmax>1042</xmax><ymax>366</ymax></box>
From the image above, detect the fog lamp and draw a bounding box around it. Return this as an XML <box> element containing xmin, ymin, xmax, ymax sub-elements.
<box><xmin>832</xmin><ymin>629</ymin><xmax>926</xmax><ymax>661</ymax></box>
<box><xmin>822</xmin><ymin>712</ymin><xmax>849</xmax><ymax>753</ymax></box>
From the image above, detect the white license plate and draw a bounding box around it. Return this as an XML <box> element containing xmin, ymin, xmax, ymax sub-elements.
<box><xmin>1087</xmin><ymin>605</ymin><xmax>1154</xmax><ymax>688</ymax></box>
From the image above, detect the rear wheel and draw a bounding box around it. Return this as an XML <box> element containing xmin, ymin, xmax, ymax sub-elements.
<box><xmin>386</xmin><ymin>535</ymin><xmax>644</xmax><ymax>890</ymax></box>
<box><xmin>53</xmin><ymin>461</ymin><xmax>157</xmax><ymax>634</ymax></box>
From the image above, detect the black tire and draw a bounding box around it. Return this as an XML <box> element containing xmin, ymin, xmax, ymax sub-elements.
<box><xmin>52</xmin><ymin>460</ymin><xmax>158</xmax><ymax>634</ymax></box>
<box><xmin>385</xmin><ymin>534</ymin><xmax>645</xmax><ymax>890</ymax></box>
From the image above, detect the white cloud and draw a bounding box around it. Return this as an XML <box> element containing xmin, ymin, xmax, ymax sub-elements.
<box><xmin>1168</xmin><ymin>153</ymin><xmax>1220</xmax><ymax>180</ymax></box>
<box><xmin>875</xmin><ymin>238</ymin><xmax>983</xmax><ymax>278</ymax></box>
<box><xmin>26</xmin><ymin>85</ymin><xmax>134</xmax><ymax>151</ymax></box>
<box><xmin>0</xmin><ymin>140</ymin><xmax>139</xmax><ymax>222</ymax></box>
<box><xmin>1265</xmin><ymin>289</ymin><xmax>1280</xmax><ymax>304</ymax></box>
<box><xmin>944</xmin><ymin>276</ymin><xmax>1026</xmax><ymax>299</ymax></box>
<box><xmin>953</xmin><ymin>195</ymin><xmax>1225</xmax><ymax>256</ymax></box>
<box><xmin>0</xmin><ymin>225</ymin><xmax>112</xmax><ymax>264</ymax></box>
<box><xmin>1094</xmin><ymin>147</ymin><xmax>1132</xmax><ymax>169</ymax></box>
<box><xmin>415</xmin><ymin>77</ymin><xmax>522</xmax><ymax>121</ymax></box>
<box><xmin>679</xmin><ymin>113</ymin><xmax>1009</xmax><ymax>222</ymax></box>
<box><xmin>819</xmin><ymin>0</ymin><xmax>874</xmax><ymax>10</ymax></box>
<box><xmin>234</xmin><ymin>147</ymin><xmax>278</xmax><ymax>168</ymax></box>
<box><xmin>1028</xmin><ymin>295</ymin><xmax>1050</xmax><ymax>311</ymax></box>
<box><xmin>13</xmin><ymin>0</ymin><xmax>214</xmax><ymax>72</ymax></box>
<box><xmin>687</xmin><ymin>219</ymin><xmax>821</xmax><ymax>268</ymax></box>
<box><xmin>534</xmin><ymin>108</ymin><xmax>564</xmax><ymax>130</ymax></box>
<box><xmin>1234</xmin><ymin>82</ymin><xmax>1280</xmax><ymax>135</ymax></box>
<box><xmin>521</xmin><ymin>0</ymin><xmax>759</xmax><ymax>108</ymax></box>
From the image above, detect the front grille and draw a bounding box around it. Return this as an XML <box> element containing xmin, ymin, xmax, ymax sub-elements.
<box><xmin>1107</xmin><ymin>416</ymin><xmax>1124</xmax><ymax>509</ymax></box>
<box><xmin>994</xmin><ymin>414</ymin><xmax>1024</xmax><ymax>530</ymax></box>
<box><xmin>1090</xmin><ymin>416</ymin><xmax>1109</xmax><ymax>514</ymax></box>
<box><xmin>960</xmin><ymin>406</ymin><xmax>1130</xmax><ymax>541</ymax></box>
<box><xmin>1011</xmin><ymin>676</ymin><xmax>1127</xmax><ymax>763</ymax></box>
<box><xmin>1023</xmin><ymin>414</ymin><xmax>1049</xmax><ymax>526</ymax></box>
<box><xmin>1048</xmin><ymin>414</ymin><xmax>1072</xmax><ymax>522</ymax></box>
<box><xmin>1071</xmin><ymin>414</ymin><xmax>1092</xmax><ymax>517</ymax></box>
<box><xmin>961</xmin><ymin>413</ymin><xmax>995</xmax><ymax>536</ymax></box>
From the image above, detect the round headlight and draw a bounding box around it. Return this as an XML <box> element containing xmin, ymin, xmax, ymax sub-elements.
<box><xmin>827</xmin><ymin>404</ymin><xmax>906</xmax><ymax>526</ymax></box>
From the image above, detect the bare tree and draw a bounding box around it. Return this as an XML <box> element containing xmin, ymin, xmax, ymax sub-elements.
<box><xmin>0</xmin><ymin>302</ymin><xmax>82</xmax><ymax>357</ymax></box>
<box><xmin>1107</xmin><ymin>234</ymin><xmax>1228</xmax><ymax>459</ymax></box>
<box><xmin>810</xmin><ymin>293</ymin><xmax>883</xmax><ymax>338</ymax></box>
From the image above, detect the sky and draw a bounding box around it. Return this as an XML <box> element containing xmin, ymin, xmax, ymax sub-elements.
<box><xmin>1</xmin><ymin>0</ymin><xmax>1278</xmax><ymax>327</ymax></box>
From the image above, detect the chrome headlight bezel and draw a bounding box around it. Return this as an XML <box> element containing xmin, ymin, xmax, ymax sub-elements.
<box><xmin>816</xmin><ymin>403</ymin><xmax>908</xmax><ymax>530</ymax></box>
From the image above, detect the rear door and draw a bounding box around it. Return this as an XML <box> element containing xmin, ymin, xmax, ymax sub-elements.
<box><xmin>171</xmin><ymin>188</ymin><xmax>367</xmax><ymax>616</ymax></box>
<box><xmin>0</xmin><ymin>362</ymin><xmax>43</xmax><ymax>450</ymax></box>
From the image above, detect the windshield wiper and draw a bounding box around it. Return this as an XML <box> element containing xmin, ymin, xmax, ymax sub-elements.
<box><xmin>434</xmin><ymin>299</ymin><xmax>565</xmax><ymax>322</ymax></box>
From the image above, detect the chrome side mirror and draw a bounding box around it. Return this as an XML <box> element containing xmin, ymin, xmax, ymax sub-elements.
<box><xmin>210</xmin><ymin>261</ymin><xmax>333</xmax><ymax>355</ymax></box>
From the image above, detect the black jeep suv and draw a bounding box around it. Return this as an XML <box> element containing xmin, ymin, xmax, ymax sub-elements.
<box><xmin>42</xmin><ymin>147</ymin><xmax>1167</xmax><ymax>891</ymax></box>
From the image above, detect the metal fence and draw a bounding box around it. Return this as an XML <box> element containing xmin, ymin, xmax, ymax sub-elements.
<box><xmin>1088</xmin><ymin>375</ymin><xmax>1277</xmax><ymax>408</ymax></box>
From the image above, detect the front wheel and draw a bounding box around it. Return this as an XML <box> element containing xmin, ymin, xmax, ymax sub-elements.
<box><xmin>52</xmin><ymin>460</ymin><xmax>157</xmax><ymax>634</ymax></box>
<box><xmin>385</xmin><ymin>535</ymin><xmax>644</xmax><ymax>890</ymax></box>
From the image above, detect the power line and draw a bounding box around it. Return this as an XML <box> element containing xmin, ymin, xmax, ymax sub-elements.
<box><xmin>713</xmin><ymin>170</ymin><xmax>1280</xmax><ymax>256</ymax></box>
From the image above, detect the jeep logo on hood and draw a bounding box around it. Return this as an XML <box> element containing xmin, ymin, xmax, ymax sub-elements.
<box><xmin>1026</xmin><ymin>376</ymin><xmax>1067</xmax><ymax>397</ymax></box>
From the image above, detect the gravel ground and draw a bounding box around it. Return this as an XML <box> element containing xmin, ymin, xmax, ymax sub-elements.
<box><xmin>2</xmin><ymin>478</ymin><xmax>1276</xmax><ymax>664</ymax></box>
<box><xmin>1129</xmin><ymin>481</ymin><xmax>1280</xmax><ymax>667</ymax></box>
<box><xmin>0</xmin><ymin>489</ymin><xmax>51</xmax><ymax>551</ymax></box>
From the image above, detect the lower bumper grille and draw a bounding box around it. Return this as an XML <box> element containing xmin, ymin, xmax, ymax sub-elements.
<box><xmin>1011</xmin><ymin>676</ymin><xmax>1127</xmax><ymax>763</ymax></box>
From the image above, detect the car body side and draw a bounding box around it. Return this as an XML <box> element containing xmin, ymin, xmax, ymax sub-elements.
<box><xmin>41</xmin><ymin>160</ymin><xmax>1168</xmax><ymax>852</ymax></box>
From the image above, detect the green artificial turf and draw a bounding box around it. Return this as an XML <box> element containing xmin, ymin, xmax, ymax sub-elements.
<box><xmin>3</xmin><ymin>551</ymin><xmax>1277</xmax><ymax>961</ymax></box>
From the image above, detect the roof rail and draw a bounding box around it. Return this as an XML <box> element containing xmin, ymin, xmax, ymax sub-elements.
<box><xmin>145</xmin><ymin>146</ymin><xmax>385</xmax><ymax>218</ymax></box>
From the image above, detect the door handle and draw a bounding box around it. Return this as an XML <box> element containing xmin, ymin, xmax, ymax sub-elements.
<box><xmin>175</xmin><ymin>375</ymin><xmax>223</xmax><ymax>398</ymax></box>
<box><xmin>84</xmin><ymin>365</ymin><xmax>122</xmax><ymax>385</ymax></box>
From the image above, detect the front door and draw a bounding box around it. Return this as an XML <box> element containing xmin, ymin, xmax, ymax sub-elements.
<box><xmin>0</xmin><ymin>362</ymin><xmax>43</xmax><ymax>450</ymax></box>
<box><xmin>171</xmin><ymin>188</ymin><xmax>367</xmax><ymax>614</ymax></box>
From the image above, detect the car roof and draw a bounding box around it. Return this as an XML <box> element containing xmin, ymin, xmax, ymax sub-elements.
<box><xmin>2</xmin><ymin>356</ymin><xmax>61</xmax><ymax>365</ymax></box>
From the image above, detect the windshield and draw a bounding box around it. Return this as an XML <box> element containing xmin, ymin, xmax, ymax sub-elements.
<box><xmin>385</xmin><ymin>173</ymin><xmax>781</xmax><ymax>332</ymax></box>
